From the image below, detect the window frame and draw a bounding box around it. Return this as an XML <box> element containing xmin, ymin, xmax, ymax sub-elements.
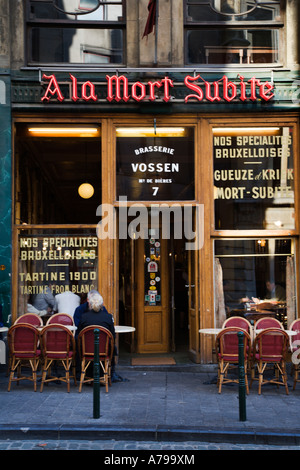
<box><xmin>184</xmin><ymin>0</ymin><xmax>284</xmax><ymax>67</ymax></box>
<box><xmin>25</xmin><ymin>0</ymin><xmax>126</xmax><ymax>67</ymax></box>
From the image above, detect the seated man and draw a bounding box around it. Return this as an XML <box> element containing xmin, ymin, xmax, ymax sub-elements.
<box><xmin>55</xmin><ymin>289</ymin><xmax>81</xmax><ymax>317</ymax></box>
<box><xmin>265</xmin><ymin>280</ymin><xmax>286</xmax><ymax>302</ymax></box>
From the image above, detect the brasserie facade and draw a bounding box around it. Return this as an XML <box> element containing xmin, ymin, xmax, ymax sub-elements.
<box><xmin>0</xmin><ymin>0</ymin><xmax>299</xmax><ymax>362</ymax></box>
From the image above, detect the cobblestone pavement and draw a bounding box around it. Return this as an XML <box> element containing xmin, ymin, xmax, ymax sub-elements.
<box><xmin>0</xmin><ymin>439</ymin><xmax>299</xmax><ymax>451</ymax></box>
<box><xmin>2</xmin><ymin>363</ymin><xmax>300</xmax><ymax>451</ymax></box>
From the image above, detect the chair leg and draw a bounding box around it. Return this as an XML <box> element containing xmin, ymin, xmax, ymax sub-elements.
<box><xmin>280</xmin><ymin>361</ymin><xmax>289</xmax><ymax>395</ymax></box>
<box><xmin>79</xmin><ymin>358</ymin><xmax>91</xmax><ymax>392</ymax></box>
<box><xmin>218</xmin><ymin>360</ymin><xmax>225</xmax><ymax>393</ymax></box>
<box><xmin>31</xmin><ymin>358</ymin><xmax>39</xmax><ymax>392</ymax></box>
<box><xmin>40</xmin><ymin>358</ymin><xmax>51</xmax><ymax>392</ymax></box>
<box><xmin>7</xmin><ymin>357</ymin><xmax>17</xmax><ymax>392</ymax></box>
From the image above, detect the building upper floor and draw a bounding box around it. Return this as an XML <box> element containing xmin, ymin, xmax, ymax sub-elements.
<box><xmin>0</xmin><ymin>0</ymin><xmax>299</xmax><ymax>72</ymax></box>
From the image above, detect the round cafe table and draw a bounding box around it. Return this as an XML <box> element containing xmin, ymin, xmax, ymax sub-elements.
<box><xmin>113</xmin><ymin>326</ymin><xmax>135</xmax><ymax>382</ymax></box>
<box><xmin>199</xmin><ymin>328</ymin><xmax>222</xmax><ymax>335</ymax></box>
<box><xmin>115</xmin><ymin>325</ymin><xmax>135</xmax><ymax>333</ymax></box>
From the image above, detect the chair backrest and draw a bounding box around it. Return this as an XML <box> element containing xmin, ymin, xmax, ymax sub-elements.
<box><xmin>78</xmin><ymin>325</ymin><xmax>114</xmax><ymax>360</ymax></box>
<box><xmin>14</xmin><ymin>313</ymin><xmax>43</xmax><ymax>327</ymax></box>
<box><xmin>40</xmin><ymin>324</ymin><xmax>75</xmax><ymax>357</ymax></box>
<box><xmin>254</xmin><ymin>317</ymin><xmax>283</xmax><ymax>330</ymax></box>
<box><xmin>289</xmin><ymin>319</ymin><xmax>300</xmax><ymax>351</ymax></box>
<box><xmin>255</xmin><ymin>328</ymin><xmax>289</xmax><ymax>361</ymax></box>
<box><xmin>8</xmin><ymin>323</ymin><xmax>40</xmax><ymax>356</ymax></box>
<box><xmin>216</xmin><ymin>327</ymin><xmax>251</xmax><ymax>360</ymax></box>
<box><xmin>222</xmin><ymin>316</ymin><xmax>252</xmax><ymax>332</ymax></box>
<box><xmin>46</xmin><ymin>313</ymin><xmax>74</xmax><ymax>326</ymax></box>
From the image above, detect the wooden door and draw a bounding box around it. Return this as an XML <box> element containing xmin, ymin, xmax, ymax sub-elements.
<box><xmin>135</xmin><ymin>234</ymin><xmax>169</xmax><ymax>353</ymax></box>
<box><xmin>187</xmin><ymin>208</ymin><xmax>200</xmax><ymax>362</ymax></box>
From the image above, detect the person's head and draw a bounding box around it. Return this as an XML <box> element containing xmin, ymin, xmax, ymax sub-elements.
<box><xmin>87</xmin><ymin>290</ymin><xmax>104</xmax><ymax>312</ymax></box>
<box><xmin>266</xmin><ymin>280</ymin><xmax>275</xmax><ymax>292</ymax></box>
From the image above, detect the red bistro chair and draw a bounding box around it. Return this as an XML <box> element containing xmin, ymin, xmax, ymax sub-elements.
<box><xmin>15</xmin><ymin>313</ymin><xmax>43</xmax><ymax>327</ymax></box>
<box><xmin>215</xmin><ymin>327</ymin><xmax>251</xmax><ymax>394</ymax></box>
<box><xmin>250</xmin><ymin>328</ymin><xmax>289</xmax><ymax>395</ymax></box>
<box><xmin>7</xmin><ymin>323</ymin><xmax>41</xmax><ymax>391</ymax></box>
<box><xmin>40</xmin><ymin>324</ymin><xmax>76</xmax><ymax>392</ymax></box>
<box><xmin>222</xmin><ymin>316</ymin><xmax>252</xmax><ymax>333</ymax></box>
<box><xmin>46</xmin><ymin>313</ymin><xmax>74</xmax><ymax>326</ymax></box>
<box><xmin>78</xmin><ymin>325</ymin><xmax>114</xmax><ymax>393</ymax></box>
<box><xmin>254</xmin><ymin>317</ymin><xmax>283</xmax><ymax>331</ymax></box>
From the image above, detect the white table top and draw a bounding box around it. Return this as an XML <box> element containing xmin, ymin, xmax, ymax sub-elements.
<box><xmin>0</xmin><ymin>327</ymin><xmax>8</xmax><ymax>333</ymax></box>
<box><xmin>199</xmin><ymin>328</ymin><xmax>222</xmax><ymax>335</ymax></box>
<box><xmin>115</xmin><ymin>325</ymin><xmax>136</xmax><ymax>333</ymax></box>
<box><xmin>255</xmin><ymin>329</ymin><xmax>296</xmax><ymax>336</ymax></box>
<box><xmin>38</xmin><ymin>325</ymin><xmax>77</xmax><ymax>331</ymax></box>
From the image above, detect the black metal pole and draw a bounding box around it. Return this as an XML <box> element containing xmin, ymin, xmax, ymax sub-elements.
<box><xmin>93</xmin><ymin>328</ymin><xmax>100</xmax><ymax>419</ymax></box>
<box><xmin>238</xmin><ymin>331</ymin><xmax>247</xmax><ymax>422</ymax></box>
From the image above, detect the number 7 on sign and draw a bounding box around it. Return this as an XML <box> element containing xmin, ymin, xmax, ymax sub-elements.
<box><xmin>152</xmin><ymin>187</ymin><xmax>159</xmax><ymax>196</ymax></box>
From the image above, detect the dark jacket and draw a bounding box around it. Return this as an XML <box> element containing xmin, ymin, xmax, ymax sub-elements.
<box><xmin>77</xmin><ymin>306</ymin><xmax>115</xmax><ymax>339</ymax></box>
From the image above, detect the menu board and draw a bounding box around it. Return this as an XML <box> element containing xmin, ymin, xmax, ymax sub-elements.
<box><xmin>213</xmin><ymin>128</ymin><xmax>294</xmax><ymax>230</ymax></box>
<box><xmin>116</xmin><ymin>135</ymin><xmax>194</xmax><ymax>201</ymax></box>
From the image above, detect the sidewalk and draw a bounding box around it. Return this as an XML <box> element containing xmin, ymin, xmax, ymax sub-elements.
<box><xmin>1</xmin><ymin>356</ymin><xmax>300</xmax><ymax>446</ymax></box>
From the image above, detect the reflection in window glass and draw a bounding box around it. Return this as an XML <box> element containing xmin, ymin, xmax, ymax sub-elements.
<box><xmin>214</xmin><ymin>238</ymin><xmax>295</xmax><ymax>327</ymax></box>
<box><xmin>186</xmin><ymin>0</ymin><xmax>281</xmax><ymax>21</ymax></box>
<box><xmin>213</xmin><ymin>127</ymin><xmax>294</xmax><ymax>230</ymax></box>
<box><xmin>29</xmin><ymin>0</ymin><xmax>123</xmax><ymax>21</ymax></box>
<box><xmin>185</xmin><ymin>0</ymin><xmax>281</xmax><ymax>65</ymax></box>
<box><xmin>187</xmin><ymin>29</ymin><xmax>279</xmax><ymax>64</ymax></box>
<box><xmin>31</xmin><ymin>27</ymin><xmax>123</xmax><ymax>64</ymax></box>
<box><xmin>18</xmin><ymin>229</ymin><xmax>98</xmax><ymax>318</ymax></box>
<box><xmin>15</xmin><ymin>124</ymin><xmax>101</xmax><ymax>225</ymax></box>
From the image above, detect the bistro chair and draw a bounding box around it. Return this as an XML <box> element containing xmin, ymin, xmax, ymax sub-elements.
<box><xmin>289</xmin><ymin>319</ymin><xmax>300</xmax><ymax>390</ymax></box>
<box><xmin>7</xmin><ymin>323</ymin><xmax>41</xmax><ymax>391</ymax></box>
<box><xmin>46</xmin><ymin>313</ymin><xmax>74</xmax><ymax>326</ymax></box>
<box><xmin>40</xmin><ymin>324</ymin><xmax>76</xmax><ymax>392</ymax></box>
<box><xmin>222</xmin><ymin>316</ymin><xmax>252</xmax><ymax>333</ymax></box>
<box><xmin>78</xmin><ymin>325</ymin><xmax>114</xmax><ymax>393</ymax></box>
<box><xmin>250</xmin><ymin>328</ymin><xmax>289</xmax><ymax>395</ymax></box>
<box><xmin>254</xmin><ymin>317</ymin><xmax>283</xmax><ymax>332</ymax></box>
<box><xmin>14</xmin><ymin>313</ymin><xmax>43</xmax><ymax>327</ymax></box>
<box><xmin>215</xmin><ymin>327</ymin><xmax>251</xmax><ymax>394</ymax></box>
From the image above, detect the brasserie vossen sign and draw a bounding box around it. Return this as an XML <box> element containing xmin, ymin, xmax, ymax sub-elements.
<box><xmin>41</xmin><ymin>73</ymin><xmax>275</xmax><ymax>103</ymax></box>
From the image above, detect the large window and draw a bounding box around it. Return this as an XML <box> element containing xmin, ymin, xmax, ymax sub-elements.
<box><xmin>213</xmin><ymin>126</ymin><xmax>294</xmax><ymax>230</ymax></box>
<box><xmin>18</xmin><ymin>229</ymin><xmax>98</xmax><ymax>316</ymax></box>
<box><xmin>26</xmin><ymin>0</ymin><xmax>125</xmax><ymax>65</ymax></box>
<box><xmin>184</xmin><ymin>0</ymin><xmax>283</xmax><ymax>66</ymax></box>
<box><xmin>15</xmin><ymin>123</ymin><xmax>101</xmax><ymax>225</ymax></box>
<box><xmin>214</xmin><ymin>238</ymin><xmax>296</xmax><ymax>327</ymax></box>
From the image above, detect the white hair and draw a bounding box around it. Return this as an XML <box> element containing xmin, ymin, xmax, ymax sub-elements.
<box><xmin>87</xmin><ymin>290</ymin><xmax>104</xmax><ymax>312</ymax></box>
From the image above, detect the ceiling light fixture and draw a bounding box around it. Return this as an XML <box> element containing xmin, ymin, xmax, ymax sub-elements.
<box><xmin>116</xmin><ymin>127</ymin><xmax>186</xmax><ymax>137</ymax></box>
<box><xmin>28</xmin><ymin>127</ymin><xmax>100</xmax><ymax>137</ymax></box>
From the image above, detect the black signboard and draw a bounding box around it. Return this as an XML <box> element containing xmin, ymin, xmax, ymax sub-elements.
<box><xmin>116</xmin><ymin>133</ymin><xmax>195</xmax><ymax>201</ymax></box>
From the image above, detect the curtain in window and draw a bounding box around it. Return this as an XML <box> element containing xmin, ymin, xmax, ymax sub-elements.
<box><xmin>214</xmin><ymin>257</ymin><xmax>226</xmax><ymax>328</ymax></box>
<box><xmin>286</xmin><ymin>256</ymin><xmax>296</xmax><ymax>327</ymax></box>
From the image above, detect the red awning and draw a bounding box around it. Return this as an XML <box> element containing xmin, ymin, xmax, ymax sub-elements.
<box><xmin>142</xmin><ymin>0</ymin><xmax>157</xmax><ymax>38</ymax></box>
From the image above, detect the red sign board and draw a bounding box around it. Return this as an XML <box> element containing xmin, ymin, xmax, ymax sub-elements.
<box><xmin>41</xmin><ymin>73</ymin><xmax>274</xmax><ymax>103</ymax></box>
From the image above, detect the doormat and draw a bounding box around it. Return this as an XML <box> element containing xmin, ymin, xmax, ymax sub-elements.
<box><xmin>131</xmin><ymin>357</ymin><xmax>176</xmax><ymax>366</ymax></box>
